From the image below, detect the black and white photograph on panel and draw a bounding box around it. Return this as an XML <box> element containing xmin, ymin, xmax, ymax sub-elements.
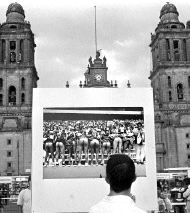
<box><xmin>43</xmin><ymin>107</ymin><xmax>146</xmax><ymax>178</ymax></box>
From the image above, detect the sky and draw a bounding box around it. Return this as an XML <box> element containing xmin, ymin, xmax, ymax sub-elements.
<box><xmin>0</xmin><ymin>0</ymin><xmax>190</xmax><ymax>88</ymax></box>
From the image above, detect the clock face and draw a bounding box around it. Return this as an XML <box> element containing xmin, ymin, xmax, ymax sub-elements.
<box><xmin>94</xmin><ymin>74</ymin><xmax>103</xmax><ymax>82</ymax></box>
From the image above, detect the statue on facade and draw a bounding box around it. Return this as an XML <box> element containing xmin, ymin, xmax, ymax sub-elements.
<box><xmin>89</xmin><ymin>56</ymin><xmax>93</xmax><ymax>66</ymax></box>
<box><xmin>96</xmin><ymin>50</ymin><xmax>100</xmax><ymax>59</ymax></box>
<box><xmin>103</xmin><ymin>56</ymin><xmax>107</xmax><ymax>66</ymax></box>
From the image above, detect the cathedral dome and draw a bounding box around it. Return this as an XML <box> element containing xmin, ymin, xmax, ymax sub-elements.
<box><xmin>6</xmin><ymin>2</ymin><xmax>25</xmax><ymax>17</ymax></box>
<box><xmin>6</xmin><ymin>2</ymin><xmax>25</xmax><ymax>23</ymax></box>
<box><xmin>159</xmin><ymin>2</ymin><xmax>179</xmax><ymax>23</ymax></box>
<box><xmin>160</xmin><ymin>2</ymin><xmax>178</xmax><ymax>18</ymax></box>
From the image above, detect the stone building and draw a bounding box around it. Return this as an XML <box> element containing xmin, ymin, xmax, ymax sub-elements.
<box><xmin>149</xmin><ymin>3</ymin><xmax>190</xmax><ymax>171</ymax></box>
<box><xmin>0</xmin><ymin>3</ymin><xmax>38</xmax><ymax>176</ymax></box>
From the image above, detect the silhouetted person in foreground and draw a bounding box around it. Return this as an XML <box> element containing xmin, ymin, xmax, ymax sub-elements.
<box><xmin>89</xmin><ymin>154</ymin><xmax>145</xmax><ymax>213</ymax></box>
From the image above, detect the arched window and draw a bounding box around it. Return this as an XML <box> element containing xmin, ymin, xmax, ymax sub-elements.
<box><xmin>177</xmin><ymin>83</ymin><xmax>183</xmax><ymax>100</ymax></box>
<box><xmin>21</xmin><ymin>78</ymin><xmax>25</xmax><ymax>90</ymax></box>
<box><xmin>171</xmin><ymin>25</ymin><xmax>177</xmax><ymax>29</ymax></box>
<box><xmin>0</xmin><ymin>78</ymin><xmax>3</xmax><ymax>90</ymax></box>
<box><xmin>21</xmin><ymin>93</ymin><xmax>25</xmax><ymax>104</ymax></box>
<box><xmin>10</xmin><ymin>25</ymin><xmax>17</xmax><ymax>29</ymax></box>
<box><xmin>8</xmin><ymin>86</ymin><xmax>16</xmax><ymax>106</ymax></box>
<box><xmin>173</xmin><ymin>40</ymin><xmax>180</xmax><ymax>61</ymax></box>
<box><xmin>169</xmin><ymin>91</ymin><xmax>172</xmax><ymax>101</ymax></box>
<box><xmin>168</xmin><ymin>76</ymin><xmax>171</xmax><ymax>87</ymax></box>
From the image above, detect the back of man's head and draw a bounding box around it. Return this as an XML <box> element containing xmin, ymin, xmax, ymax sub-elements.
<box><xmin>106</xmin><ymin>154</ymin><xmax>136</xmax><ymax>193</ymax></box>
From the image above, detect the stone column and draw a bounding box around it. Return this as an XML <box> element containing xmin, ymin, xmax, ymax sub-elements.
<box><xmin>5</xmin><ymin>40</ymin><xmax>9</xmax><ymax>64</ymax></box>
<box><xmin>23</xmin><ymin>39</ymin><xmax>29</xmax><ymax>63</ymax></box>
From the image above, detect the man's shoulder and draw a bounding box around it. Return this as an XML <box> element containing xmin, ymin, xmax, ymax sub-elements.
<box><xmin>89</xmin><ymin>197</ymin><xmax>146</xmax><ymax>213</ymax></box>
<box><xmin>18</xmin><ymin>188</ymin><xmax>30</xmax><ymax>196</ymax></box>
<box><xmin>133</xmin><ymin>206</ymin><xmax>146</xmax><ymax>213</ymax></box>
<box><xmin>90</xmin><ymin>205</ymin><xmax>145</xmax><ymax>213</ymax></box>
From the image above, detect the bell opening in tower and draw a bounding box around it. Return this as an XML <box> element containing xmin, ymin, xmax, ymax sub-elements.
<box><xmin>8</xmin><ymin>86</ymin><xmax>16</xmax><ymax>106</ymax></box>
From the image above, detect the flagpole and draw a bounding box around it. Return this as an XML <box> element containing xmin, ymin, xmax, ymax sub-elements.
<box><xmin>94</xmin><ymin>6</ymin><xmax>97</xmax><ymax>54</ymax></box>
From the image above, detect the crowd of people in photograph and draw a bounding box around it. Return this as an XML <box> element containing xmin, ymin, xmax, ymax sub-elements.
<box><xmin>43</xmin><ymin>119</ymin><xmax>145</xmax><ymax>166</ymax></box>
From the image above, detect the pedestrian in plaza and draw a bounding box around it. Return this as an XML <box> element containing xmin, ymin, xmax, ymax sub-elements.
<box><xmin>0</xmin><ymin>194</ymin><xmax>4</xmax><ymax>213</ymax></box>
<box><xmin>157</xmin><ymin>185</ymin><xmax>172</xmax><ymax>213</ymax></box>
<box><xmin>171</xmin><ymin>179</ymin><xmax>185</xmax><ymax>213</ymax></box>
<box><xmin>183</xmin><ymin>178</ymin><xmax>190</xmax><ymax>213</ymax></box>
<box><xmin>17</xmin><ymin>176</ymin><xmax>31</xmax><ymax>213</ymax></box>
<box><xmin>89</xmin><ymin>154</ymin><xmax>145</xmax><ymax>213</ymax></box>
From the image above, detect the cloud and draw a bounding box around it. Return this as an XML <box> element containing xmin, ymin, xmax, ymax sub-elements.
<box><xmin>114</xmin><ymin>39</ymin><xmax>135</xmax><ymax>47</ymax></box>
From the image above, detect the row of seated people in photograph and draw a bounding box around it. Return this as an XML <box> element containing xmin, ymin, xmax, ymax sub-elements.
<box><xmin>43</xmin><ymin>119</ymin><xmax>145</xmax><ymax>166</ymax></box>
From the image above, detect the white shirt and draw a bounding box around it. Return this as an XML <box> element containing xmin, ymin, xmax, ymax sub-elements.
<box><xmin>183</xmin><ymin>185</ymin><xmax>190</xmax><ymax>201</ymax></box>
<box><xmin>17</xmin><ymin>188</ymin><xmax>31</xmax><ymax>213</ymax></box>
<box><xmin>89</xmin><ymin>195</ymin><xmax>146</xmax><ymax>213</ymax></box>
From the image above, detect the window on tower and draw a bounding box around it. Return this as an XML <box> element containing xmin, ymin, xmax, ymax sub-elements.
<box><xmin>10</xmin><ymin>41</ymin><xmax>16</xmax><ymax>63</ymax></box>
<box><xmin>0</xmin><ymin>78</ymin><xmax>3</xmax><ymax>90</ymax></box>
<box><xmin>173</xmin><ymin>40</ymin><xmax>180</xmax><ymax>61</ymax></box>
<box><xmin>8</xmin><ymin>86</ymin><xmax>16</xmax><ymax>106</ymax></box>
<box><xmin>7</xmin><ymin>139</ymin><xmax>12</xmax><ymax>145</ymax></box>
<box><xmin>21</xmin><ymin>78</ymin><xmax>25</xmax><ymax>90</ymax></box>
<box><xmin>177</xmin><ymin>83</ymin><xmax>183</xmax><ymax>101</ymax></box>
<box><xmin>7</xmin><ymin>151</ymin><xmax>12</xmax><ymax>157</ymax></box>
<box><xmin>21</xmin><ymin>93</ymin><xmax>25</xmax><ymax>104</ymax></box>
<box><xmin>169</xmin><ymin>91</ymin><xmax>172</xmax><ymax>102</ymax></box>
<box><xmin>0</xmin><ymin>94</ymin><xmax>3</xmax><ymax>106</ymax></box>
<box><xmin>10</xmin><ymin>25</ymin><xmax>17</xmax><ymax>29</ymax></box>
<box><xmin>10</xmin><ymin>41</ymin><xmax>16</xmax><ymax>50</ymax></box>
<box><xmin>7</xmin><ymin>162</ymin><xmax>12</xmax><ymax>168</ymax></box>
<box><xmin>188</xmin><ymin>76</ymin><xmax>190</xmax><ymax>88</ymax></box>
<box><xmin>171</xmin><ymin>25</ymin><xmax>177</xmax><ymax>29</ymax></box>
<box><xmin>168</xmin><ymin>76</ymin><xmax>171</xmax><ymax>87</ymax></box>
<box><xmin>173</xmin><ymin>40</ymin><xmax>179</xmax><ymax>49</ymax></box>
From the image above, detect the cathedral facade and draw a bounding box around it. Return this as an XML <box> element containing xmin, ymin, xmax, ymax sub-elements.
<box><xmin>149</xmin><ymin>3</ymin><xmax>190</xmax><ymax>171</ymax></box>
<box><xmin>1</xmin><ymin>2</ymin><xmax>190</xmax><ymax>175</ymax></box>
<box><xmin>0</xmin><ymin>3</ymin><xmax>38</xmax><ymax>176</ymax></box>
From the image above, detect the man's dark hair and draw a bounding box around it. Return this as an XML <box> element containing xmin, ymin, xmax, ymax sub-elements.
<box><xmin>106</xmin><ymin>154</ymin><xmax>136</xmax><ymax>193</ymax></box>
<box><xmin>184</xmin><ymin>178</ymin><xmax>190</xmax><ymax>186</ymax></box>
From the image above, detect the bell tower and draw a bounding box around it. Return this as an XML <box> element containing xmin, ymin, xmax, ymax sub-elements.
<box><xmin>149</xmin><ymin>3</ymin><xmax>190</xmax><ymax>171</ymax></box>
<box><xmin>84</xmin><ymin>51</ymin><xmax>111</xmax><ymax>87</ymax></box>
<box><xmin>0</xmin><ymin>3</ymin><xmax>39</xmax><ymax>175</ymax></box>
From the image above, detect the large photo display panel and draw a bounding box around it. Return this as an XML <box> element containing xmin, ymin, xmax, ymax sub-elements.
<box><xmin>43</xmin><ymin>107</ymin><xmax>146</xmax><ymax>178</ymax></box>
<box><xmin>32</xmin><ymin>88</ymin><xmax>157</xmax><ymax>213</ymax></box>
